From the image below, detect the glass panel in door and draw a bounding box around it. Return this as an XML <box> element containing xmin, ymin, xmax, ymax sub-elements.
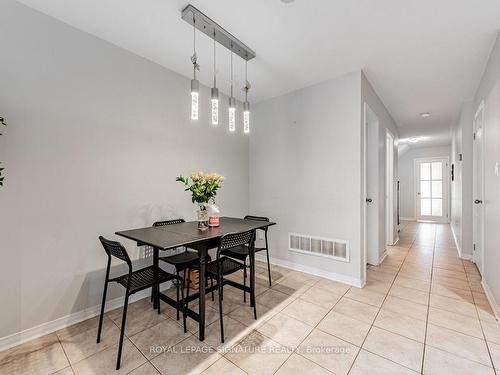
<box><xmin>418</xmin><ymin>161</ymin><xmax>445</xmax><ymax>222</ymax></box>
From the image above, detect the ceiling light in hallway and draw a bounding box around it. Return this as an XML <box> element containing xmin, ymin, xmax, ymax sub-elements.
<box><xmin>420</xmin><ymin>112</ymin><xmax>431</xmax><ymax>118</ymax></box>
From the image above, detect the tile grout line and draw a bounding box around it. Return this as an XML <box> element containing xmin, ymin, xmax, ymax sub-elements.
<box><xmin>420</xmin><ymin>224</ymin><xmax>437</xmax><ymax>374</ymax></box>
<box><xmin>270</xmin><ymin>283</ymin><xmax>353</xmax><ymax>375</ymax></box>
<box><xmin>345</xmin><ymin>222</ymin><xmax>420</xmax><ymax>374</ymax></box>
<box><xmin>461</xmin><ymin>255</ymin><xmax>498</xmax><ymax>374</ymax></box>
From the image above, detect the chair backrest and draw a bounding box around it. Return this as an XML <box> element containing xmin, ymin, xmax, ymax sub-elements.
<box><xmin>244</xmin><ymin>215</ymin><xmax>270</xmax><ymax>232</ymax></box>
<box><xmin>219</xmin><ymin>230</ymin><xmax>255</xmax><ymax>254</ymax></box>
<box><xmin>153</xmin><ymin>218</ymin><xmax>186</xmax><ymax>227</ymax></box>
<box><xmin>99</xmin><ymin>236</ymin><xmax>131</xmax><ymax>265</ymax></box>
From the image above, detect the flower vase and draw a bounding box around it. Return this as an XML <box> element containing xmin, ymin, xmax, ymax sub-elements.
<box><xmin>196</xmin><ymin>203</ymin><xmax>209</xmax><ymax>231</ymax></box>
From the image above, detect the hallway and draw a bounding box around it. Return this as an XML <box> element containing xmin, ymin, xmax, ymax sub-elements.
<box><xmin>365</xmin><ymin>220</ymin><xmax>499</xmax><ymax>374</ymax></box>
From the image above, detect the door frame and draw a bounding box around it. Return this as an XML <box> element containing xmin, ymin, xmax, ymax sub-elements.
<box><xmin>362</xmin><ymin>103</ymin><xmax>380</xmax><ymax>279</ymax></box>
<box><xmin>414</xmin><ymin>156</ymin><xmax>450</xmax><ymax>223</ymax></box>
<box><xmin>386</xmin><ymin>129</ymin><xmax>395</xmax><ymax>245</ymax></box>
<box><xmin>473</xmin><ymin>100</ymin><xmax>485</xmax><ymax>274</ymax></box>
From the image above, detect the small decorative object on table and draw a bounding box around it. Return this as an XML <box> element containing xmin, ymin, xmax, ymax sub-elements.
<box><xmin>176</xmin><ymin>172</ymin><xmax>224</xmax><ymax>230</ymax></box>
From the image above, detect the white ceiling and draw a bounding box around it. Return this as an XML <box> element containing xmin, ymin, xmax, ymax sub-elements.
<box><xmin>17</xmin><ymin>0</ymin><xmax>500</xmax><ymax>147</ymax></box>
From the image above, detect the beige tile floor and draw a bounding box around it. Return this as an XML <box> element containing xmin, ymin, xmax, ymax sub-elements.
<box><xmin>1</xmin><ymin>221</ymin><xmax>499</xmax><ymax>374</ymax></box>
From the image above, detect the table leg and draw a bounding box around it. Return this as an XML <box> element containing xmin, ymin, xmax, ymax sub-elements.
<box><xmin>198</xmin><ymin>243</ymin><xmax>207</xmax><ymax>340</ymax></box>
<box><xmin>153</xmin><ymin>247</ymin><xmax>159</xmax><ymax>309</ymax></box>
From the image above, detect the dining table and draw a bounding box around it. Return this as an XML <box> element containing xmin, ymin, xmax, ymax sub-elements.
<box><xmin>115</xmin><ymin>216</ymin><xmax>275</xmax><ymax>340</ymax></box>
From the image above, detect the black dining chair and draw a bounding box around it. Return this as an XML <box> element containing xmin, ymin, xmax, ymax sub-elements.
<box><xmin>223</xmin><ymin>215</ymin><xmax>272</xmax><ymax>302</ymax></box>
<box><xmin>205</xmin><ymin>230</ymin><xmax>256</xmax><ymax>343</ymax></box>
<box><xmin>153</xmin><ymin>219</ymin><xmax>201</xmax><ymax>321</ymax></box>
<box><xmin>96</xmin><ymin>236</ymin><xmax>186</xmax><ymax>370</ymax></box>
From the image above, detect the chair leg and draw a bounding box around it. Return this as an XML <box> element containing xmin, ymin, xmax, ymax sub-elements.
<box><xmin>96</xmin><ymin>280</ymin><xmax>108</xmax><ymax>343</ymax></box>
<box><xmin>116</xmin><ymin>290</ymin><xmax>130</xmax><ymax>370</ymax></box>
<box><xmin>211</xmin><ymin>277</ymin><xmax>215</xmax><ymax>301</ymax></box>
<box><xmin>176</xmin><ymin>270</ymin><xmax>180</xmax><ymax>320</ymax></box>
<box><xmin>157</xmin><ymin>284</ymin><xmax>161</xmax><ymax>315</ymax></box>
<box><xmin>186</xmin><ymin>268</ymin><xmax>190</xmax><ymax>311</ymax></box>
<box><xmin>265</xmin><ymin>248</ymin><xmax>272</xmax><ymax>287</ymax></box>
<box><xmin>180</xmin><ymin>278</ymin><xmax>187</xmax><ymax>333</ymax></box>
<box><xmin>218</xmin><ymin>274</ymin><xmax>224</xmax><ymax>343</ymax></box>
<box><xmin>243</xmin><ymin>260</ymin><xmax>247</xmax><ymax>303</ymax></box>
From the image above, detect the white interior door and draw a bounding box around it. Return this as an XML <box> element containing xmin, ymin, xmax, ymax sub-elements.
<box><xmin>416</xmin><ymin>158</ymin><xmax>448</xmax><ymax>223</ymax></box>
<box><xmin>364</xmin><ymin>103</ymin><xmax>380</xmax><ymax>267</ymax></box>
<box><xmin>473</xmin><ymin>102</ymin><xmax>484</xmax><ymax>274</ymax></box>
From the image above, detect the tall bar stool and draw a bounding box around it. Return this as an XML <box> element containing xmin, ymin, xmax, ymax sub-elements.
<box><xmin>96</xmin><ymin>236</ymin><xmax>186</xmax><ymax>370</ymax></box>
<box><xmin>205</xmin><ymin>230</ymin><xmax>256</xmax><ymax>343</ymax></box>
<box><xmin>223</xmin><ymin>215</ymin><xmax>272</xmax><ymax>302</ymax></box>
<box><xmin>153</xmin><ymin>219</ymin><xmax>201</xmax><ymax>321</ymax></box>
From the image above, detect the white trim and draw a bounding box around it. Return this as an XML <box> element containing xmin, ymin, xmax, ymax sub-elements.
<box><xmin>386</xmin><ymin>129</ymin><xmax>395</xmax><ymax>246</ymax></box>
<box><xmin>400</xmin><ymin>217</ymin><xmax>416</xmax><ymax>221</ymax></box>
<box><xmin>256</xmin><ymin>254</ymin><xmax>364</xmax><ymax>288</ymax></box>
<box><xmin>473</xmin><ymin>100</ymin><xmax>485</xmax><ymax>276</ymax></box>
<box><xmin>0</xmin><ymin>284</ymin><xmax>172</xmax><ymax>353</ymax></box>
<box><xmin>481</xmin><ymin>280</ymin><xmax>500</xmax><ymax>321</ymax></box>
<box><xmin>378</xmin><ymin>250</ymin><xmax>388</xmax><ymax>265</ymax></box>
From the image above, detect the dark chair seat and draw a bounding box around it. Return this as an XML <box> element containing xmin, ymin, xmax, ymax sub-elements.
<box><xmin>112</xmin><ymin>266</ymin><xmax>178</xmax><ymax>294</ymax></box>
<box><xmin>205</xmin><ymin>257</ymin><xmax>245</xmax><ymax>277</ymax></box>
<box><xmin>222</xmin><ymin>244</ymin><xmax>266</xmax><ymax>261</ymax></box>
<box><xmin>159</xmin><ymin>251</ymin><xmax>200</xmax><ymax>270</ymax></box>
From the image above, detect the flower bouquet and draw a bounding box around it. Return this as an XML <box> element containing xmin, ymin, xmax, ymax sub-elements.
<box><xmin>176</xmin><ymin>172</ymin><xmax>224</xmax><ymax>230</ymax></box>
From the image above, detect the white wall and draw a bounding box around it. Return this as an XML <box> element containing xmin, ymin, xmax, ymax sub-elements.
<box><xmin>250</xmin><ymin>72</ymin><xmax>363</xmax><ymax>286</ymax></box>
<box><xmin>250</xmin><ymin>71</ymin><xmax>398</xmax><ymax>286</ymax></box>
<box><xmin>471</xmin><ymin>33</ymin><xmax>500</xmax><ymax>314</ymax></box>
<box><xmin>450</xmin><ymin>102</ymin><xmax>474</xmax><ymax>257</ymax></box>
<box><xmin>398</xmin><ymin>146</ymin><xmax>451</xmax><ymax>220</ymax></box>
<box><xmin>0</xmin><ymin>1</ymin><xmax>249</xmax><ymax>340</ymax></box>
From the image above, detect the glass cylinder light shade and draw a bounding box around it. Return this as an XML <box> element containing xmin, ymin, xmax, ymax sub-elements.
<box><xmin>211</xmin><ymin>87</ymin><xmax>219</xmax><ymax>125</ymax></box>
<box><xmin>243</xmin><ymin>101</ymin><xmax>250</xmax><ymax>134</ymax></box>
<box><xmin>190</xmin><ymin>79</ymin><xmax>199</xmax><ymax>120</ymax></box>
<box><xmin>228</xmin><ymin>97</ymin><xmax>236</xmax><ymax>132</ymax></box>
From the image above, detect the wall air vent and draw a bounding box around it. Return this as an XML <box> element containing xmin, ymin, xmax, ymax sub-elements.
<box><xmin>289</xmin><ymin>233</ymin><xmax>349</xmax><ymax>262</ymax></box>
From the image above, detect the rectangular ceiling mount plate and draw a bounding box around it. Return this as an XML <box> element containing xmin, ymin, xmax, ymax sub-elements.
<box><xmin>181</xmin><ymin>4</ymin><xmax>256</xmax><ymax>61</ymax></box>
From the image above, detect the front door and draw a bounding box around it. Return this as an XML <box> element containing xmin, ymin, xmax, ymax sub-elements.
<box><xmin>416</xmin><ymin>158</ymin><xmax>448</xmax><ymax>223</ymax></box>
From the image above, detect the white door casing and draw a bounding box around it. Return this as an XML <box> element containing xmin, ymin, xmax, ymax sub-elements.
<box><xmin>473</xmin><ymin>101</ymin><xmax>485</xmax><ymax>275</ymax></box>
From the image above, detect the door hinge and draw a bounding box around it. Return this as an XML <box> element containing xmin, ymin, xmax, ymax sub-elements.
<box><xmin>473</xmin><ymin>132</ymin><xmax>476</xmax><ymax>140</ymax></box>
<box><xmin>474</xmin><ymin>243</ymin><xmax>476</xmax><ymax>251</ymax></box>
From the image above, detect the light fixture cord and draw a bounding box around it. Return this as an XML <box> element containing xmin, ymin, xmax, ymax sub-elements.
<box><xmin>192</xmin><ymin>15</ymin><xmax>197</xmax><ymax>79</ymax></box>
<box><xmin>213</xmin><ymin>30</ymin><xmax>217</xmax><ymax>88</ymax></box>
<box><xmin>230</xmin><ymin>47</ymin><xmax>233</xmax><ymax>98</ymax></box>
<box><xmin>245</xmin><ymin>59</ymin><xmax>248</xmax><ymax>102</ymax></box>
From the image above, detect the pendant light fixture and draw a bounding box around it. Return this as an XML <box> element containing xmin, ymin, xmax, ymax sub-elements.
<box><xmin>211</xmin><ymin>30</ymin><xmax>219</xmax><ymax>125</ymax></box>
<box><xmin>190</xmin><ymin>16</ymin><xmax>200</xmax><ymax>121</ymax></box>
<box><xmin>182</xmin><ymin>5</ymin><xmax>255</xmax><ymax>132</ymax></box>
<box><xmin>228</xmin><ymin>47</ymin><xmax>236</xmax><ymax>132</ymax></box>
<box><xmin>243</xmin><ymin>60</ymin><xmax>251</xmax><ymax>134</ymax></box>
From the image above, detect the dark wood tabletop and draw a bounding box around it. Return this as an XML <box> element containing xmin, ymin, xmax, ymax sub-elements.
<box><xmin>115</xmin><ymin>216</ymin><xmax>275</xmax><ymax>249</ymax></box>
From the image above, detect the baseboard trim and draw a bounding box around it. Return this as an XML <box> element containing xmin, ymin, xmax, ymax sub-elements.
<box><xmin>481</xmin><ymin>280</ymin><xmax>500</xmax><ymax>322</ymax></box>
<box><xmin>255</xmin><ymin>254</ymin><xmax>363</xmax><ymax>288</ymax></box>
<box><xmin>378</xmin><ymin>250</ymin><xmax>388</xmax><ymax>265</ymax></box>
<box><xmin>400</xmin><ymin>217</ymin><xmax>416</xmax><ymax>221</ymax></box>
<box><xmin>0</xmin><ymin>283</ymin><xmax>172</xmax><ymax>353</ymax></box>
